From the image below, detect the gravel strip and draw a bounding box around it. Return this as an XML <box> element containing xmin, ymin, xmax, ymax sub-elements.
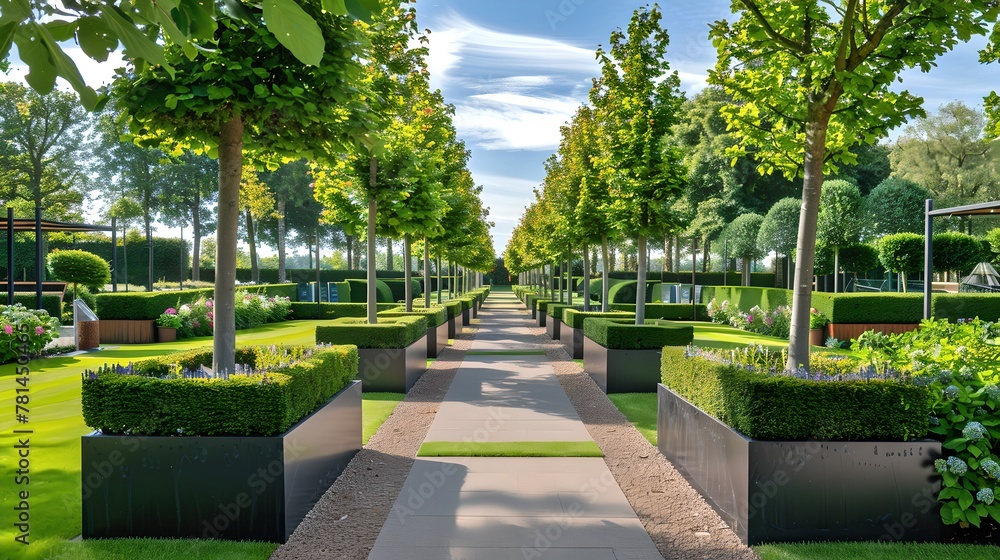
<box><xmin>271</xmin><ymin>326</ymin><xmax>477</xmax><ymax>560</ymax></box>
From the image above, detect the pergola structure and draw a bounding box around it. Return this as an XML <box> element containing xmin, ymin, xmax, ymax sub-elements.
<box><xmin>924</xmin><ymin>199</ymin><xmax>1000</xmax><ymax>319</ymax></box>
<box><xmin>2</xmin><ymin>208</ymin><xmax>116</xmax><ymax>311</ymax></box>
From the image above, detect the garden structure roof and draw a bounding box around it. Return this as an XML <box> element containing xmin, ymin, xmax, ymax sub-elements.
<box><xmin>924</xmin><ymin>199</ymin><xmax>1000</xmax><ymax>318</ymax></box>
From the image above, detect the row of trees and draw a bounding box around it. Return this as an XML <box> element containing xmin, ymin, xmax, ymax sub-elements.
<box><xmin>508</xmin><ymin>1</ymin><xmax>1000</xmax><ymax>372</ymax></box>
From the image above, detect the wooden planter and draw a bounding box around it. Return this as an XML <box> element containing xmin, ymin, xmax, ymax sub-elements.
<box><xmin>357</xmin><ymin>335</ymin><xmax>427</xmax><ymax>393</ymax></box>
<box><xmin>809</xmin><ymin>328</ymin><xmax>823</xmax><ymax>346</ymax></box>
<box><xmin>426</xmin><ymin>322</ymin><xmax>448</xmax><ymax>358</ymax></box>
<box><xmin>559</xmin><ymin>322</ymin><xmax>583</xmax><ymax>359</ymax></box>
<box><xmin>583</xmin><ymin>336</ymin><xmax>661</xmax><ymax>393</ymax></box>
<box><xmin>82</xmin><ymin>380</ymin><xmax>362</xmax><ymax>543</ymax></box>
<box><xmin>826</xmin><ymin>323</ymin><xmax>919</xmax><ymax>341</ymax></box>
<box><xmin>99</xmin><ymin>319</ymin><xmax>155</xmax><ymax>344</ymax></box>
<box><xmin>656</xmin><ymin>384</ymin><xmax>941</xmax><ymax>545</ymax></box>
<box><xmin>157</xmin><ymin>326</ymin><xmax>177</xmax><ymax>343</ymax></box>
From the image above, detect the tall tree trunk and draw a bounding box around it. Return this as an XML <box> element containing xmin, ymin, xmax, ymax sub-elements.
<box><xmin>636</xmin><ymin>235</ymin><xmax>647</xmax><ymax>325</ymax></box>
<box><xmin>786</xmin><ymin>108</ymin><xmax>834</xmax><ymax>373</ymax></box>
<box><xmin>674</xmin><ymin>236</ymin><xmax>681</xmax><ymax>274</ymax></box>
<box><xmin>367</xmin><ymin>157</ymin><xmax>377</xmax><ymax>324</ymax></box>
<box><xmin>386</xmin><ymin>238</ymin><xmax>393</xmax><ymax>271</ymax></box>
<box><xmin>566</xmin><ymin>253</ymin><xmax>573</xmax><ymax>306</ymax></box>
<box><xmin>436</xmin><ymin>255</ymin><xmax>442</xmax><ymax>304</ymax></box>
<box><xmin>276</xmin><ymin>197</ymin><xmax>286</xmax><ymax>283</ymax></box>
<box><xmin>743</xmin><ymin>257</ymin><xmax>750</xmax><ymax>286</ymax></box>
<box><xmin>145</xmin><ymin>218</ymin><xmax>153</xmax><ymax>292</ymax></box>
<box><xmin>423</xmin><ymin>238</ymin><xmax>431</xmax><ymax>309</ymax></box>
<box><xmin>601</xmin><ymin>236</ymin><xmax>610</xmax><ymax>312</ymax></box>
<box><xmin>833</xmin><ymin>245</ymin><xmax>840</xmax><ymax>293</ymax></box>
<box><xmin>246</xmin><ymin>209</ymin><xmax>259</xmax><ymax>284</ymax></box>
<box><xmin>404</xmin><ymin>234</ymin><xmax>413</xmax><ymax>312</ymax></box>
<box><xmin>664</xmin><ymin>234</ymin><xmax>672</xmax><ymax>273</ymax></box>
<box><xmin>192</xmin><ymin>189</ymin><xmax>202</xmax><ymax>282</ymax></box>
<box><xmin>346</xmin><ymin>235</ymin><xmax>353</xmax><ymax>271</ymax></box>
<box><xmin>582</xmin><ymin>243</ymin><xmax>590</xmax><ymax>312</ymax></box>
<box><xmin>214</xmin><ymin>115</ymin><xmax>243</xmax><ymax>375</ymax></box>
<box><xmin>702</xmin><ymin>238</ymin><xmax>710</xmax><ymax>272</ymax></box>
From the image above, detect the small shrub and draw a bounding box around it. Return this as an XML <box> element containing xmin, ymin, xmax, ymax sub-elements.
<box><xmin>583</xmin><ymin>318</ymin><xmax>693</xmax><ymax>349</ymax></box>
<box><xmin>315</xmin><ymin>315</ymin><xmax>428</xmax><ymax>348</ymax></box>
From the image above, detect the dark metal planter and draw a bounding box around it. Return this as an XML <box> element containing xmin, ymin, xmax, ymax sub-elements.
<box><xmin>583</xmin><ymin>336</ymin><xmax>661</xmax><ymax>393</ymax></box>
<box><xmin>537</xmin><ymin>309</ymin><xmax>547</xmax><ymax>328</ymax></box>
<box><xmin>357</xmin><ymin>335</ymin><xmax>427</xmax><ymax>393</ymax></box>
<box><xmin>81</xmin><ymin>380</ymin><xmax>362</xmax><ymax>543</ymax></box>
<box><xmin>656</xmin><ymin>384</ymin><xmax>942</xmax><ymax>545</ymax></box>
<box><xmin>472</xmin><ymin>300</ymin><xmax>478</xmax><ymax>318</ymax></box>
<box><xmin>447</xmin><ymin>315</ymin><xmax>458</xmax><ymax>339</ymax></box>
<box><xmin>559</xmin><ymin>322</ymin><xmax>583</xmax><ymax>359</ymax></box>
<box><xmin>426</xmin><ymin>322</ymin><xmax>448</xmax><ymax>358</ymax></box>
<box><xmin>462</xmin><ymin>307</ymin><xmax>471</xmax><ymax>326</ymax></box>
<box><xmin>546</xmin><ymin>316</ymin><xmax>561</xmax><ymax>340</ymax></box>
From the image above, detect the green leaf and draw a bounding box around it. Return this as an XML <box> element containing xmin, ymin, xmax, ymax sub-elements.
<box><xmin>262</xmin><ymin>0</ymin><xmax>324</xmax><ymax>67</ymax></box>
<box><xmin>13</xmin><ymin>27</ymin><xmax>57</xmax><ymax>94</ymax></box>
<box><xmin>45</xmin><ymin>20</ymin><xmax>77</xmax><ymax>41</ymax></box>
<box><xmin>33</xmin><ymin>23</ymin><xmax>101</xmax><ymax>110</ymax></box>
<box><xmin>220</xmin><ymin>0</ymin><xmax>255</xmax><ymax>20</ymax></box>
<box><xmin>100</xmin><ymin>5</ymin><xmax>174</xmax><ymax>78</ymax></box>
<box><xmin>77</xmin><ymin>17</ymin><xmax>118</xmax><ymax>62</ymax></box>
<box><xmin>343</xmin><ymin>0</ymin><xmax>379</xmax><ymax>22</ymax></box>
<box><xmin>322</xmin><ymin>0</ymin><xmax>348</xmax><ymax>16</ymax></box>
<box><xmin>0</xmin><ymin>21</ymin><xmax>15</xmax><ymax>59</ymax></box>
<box><xmin>969</xmin><ymin>444</ymin><xmax>983</xmax><ymax>458</ymax></box>
<box><xmin>959</xmin><ymin>488</ymin><xmax>975</xmax><ymax>510</ymax></box>
<box><xmin>0</xmin><ymin>0</ymin><xmax>32</xmax><ymax>22</ymax></box>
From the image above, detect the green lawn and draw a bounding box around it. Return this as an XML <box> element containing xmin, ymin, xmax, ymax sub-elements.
<box><xmin>756</xmin><ymin>542</ymin><xmax>1000</xmax><ymax>560</ymax></box>
<box><xmin>41</xmin><ymin>539</ymin><xmax>278</xmax><ymax>560</ymax></box>
<box><xmin>607</xmin><ymin>393</ymin><xmax>658</xmax><ymax>445</ymax></box>
<box><xmin>363</xmin><ymin>392</ymin><xmax>404</xmax><ymax>444</ymax></box>
<box><xmin>0</xmin><ymin>319</ymin><xmax>347</xmax><ymax>560</ymax></box>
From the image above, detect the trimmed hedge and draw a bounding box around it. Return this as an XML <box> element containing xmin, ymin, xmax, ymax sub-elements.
<box><xmin>442</xmin><ymin>300</ymin><xmax>463</xmax><ymax>319</ymax></box>
<box><xmin>810</xmin><ymin>292</ymin><xmax>922</xmax><ymax>324</ymax></box>
<box><xmin>315</xmin><ymin>315</ymin><xmax>428</xmax><ymax>348</ymax></box>
<box><xmin>81</xmin><ymin>344</ymin><xmax>358</xmax><ymax>437</ymax></box>
<box><xmin>932</xmin><ymin>293</ymin><xmax>1000</xmax><ymax>322</ymax></box>
<box><xmin>197</xmin><ymin>267</ymin><xmax>407</xmax><ymax>284</ymax></box>
<box><xmin>583</xmin><ymin>318</ymin><xmax>693</xmax><ymax>349</ymax></box>
<box><xmin>609</xmin><ymin>303</ymin><xmax>709</xmax><ymax>320</ymax></box>
<box><xmin>346</xmin><ymin>279</ymin><xmax>395</xmax><ymax>303</ymax></box>
<box><xmin>660</xmin><ymin>347</ymin><xmax>930</xmax><ymax>440</ymax></box>
<box><xmin>381</xmin><ymin>305</ymin><xmax>448</xmax><ymax>328</ymax></box>
<box><xmin>240</xmin><ymin>283</ymin><xmax>298</xmax><ymax>300</ymax></box>
<box><xmin>536</xmin><ymin>299</ymin><xmax>556</xmax><ymax>314</ymax></box>
<box><xmin>562</xmin><ymin>310</ymin><xmax>633</xmax><ymax>329</ymax></box>
<box><xmin>657</xmin><ymin>271</ymin><xmax>777</xmax><ymax>287</ymax></box>
<box><xmin>525</xmin><ymin>293</ymin><xmax>540</xmax><ymax>310</ymax></box>
<box><xmin>457</xmin><ymin>296</ymin><xmax>475</xmax><ymax>310</ymax></box>
<box><xmin>547</xmin><ymin>303</ymin><xmax>581</xmax><ymax>319</ymax></box>
<box><xmin>2</xmin><ymin>293</ymin><xmax>63</xmax><ymax>318</ymax></box>
<box><xmin>382</xmin><ymin>279</ymin><xmax>423</xmax><ymax>303</ymax></box>
<box><xmin>93</xmin><ymin>283</ymin><xmax>296</xmax><ymax>320</ymax></box>
<box><xmin>288</xmin><ymin>302</ymin><xmax>397</xmax><ymax>320</ymax></box>
<box><xmin>699</xmin><ymin>286</ymin><xmax>792</xmax><ymax>311</ymax></box>
<box><xmin>607</xmin><ymin>280</ymin><xmax>658</xmax><ymax>304</ymax></box>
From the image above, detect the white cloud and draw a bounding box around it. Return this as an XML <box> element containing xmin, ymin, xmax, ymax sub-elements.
<box><xmin>455</xmin><ymin>93</ymin><xmax>582</xmax><ymax>150</ymax></box>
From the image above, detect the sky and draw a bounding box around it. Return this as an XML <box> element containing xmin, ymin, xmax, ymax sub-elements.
<box><xmin>6</xmin><ymin>1</ymin><xmax>1000</xmax><ymax>258</ymax></box>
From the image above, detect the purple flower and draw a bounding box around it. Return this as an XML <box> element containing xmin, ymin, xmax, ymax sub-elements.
<box><xmin>746</xmin><ymin>315</ymin><xmax>754</xmax><ymax>323</ymax></box>
<box><xmin>35</xmin><ymin>326</ymin><xmax>44</xmax><ymax>335</ymax></box>
<box><xmin>764</xmin><ymin>316</ymin><xmax>773</xmax><ymax>327</ymax></box>
<box><xmin>165</xmin><ymin>308</ymin><xmax>177</xmax><ymax>315</ymax></box>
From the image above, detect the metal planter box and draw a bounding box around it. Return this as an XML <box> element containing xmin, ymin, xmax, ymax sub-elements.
<box><xmin>546</xmin><ymin>316</ymin><xmax>561</xmax><ymax>340</ymax></box>
<box><xmin>462</xmin><ymin>307</ymin><xmax>471</xmax><ymax>327</ymax></box>
<box><xmin>426</xmin><ymin>322</ymin><xmax>448</xmax><ymax>358</ymax></box>
<box><xmin>82</xmin><ymin>380</ymin><xmax>362</xmax><ymax>543</ymax></box>
<box><xmin>447</xmin><ymin>315</ymin><xmax>458</xmax><ymax>339</ymax></box>
<box><xmin>583</xmin><ymin>336</ymin><xmax>662</xmax><ymax>393</ymax></box>
<box><xmin>559</xmin><ymin>322</ymin><xmax>583</xmax><ymax>359</ymax></box>
<box><xmin>357</xmin><ymin>335</ymin><xmax>427</xmax><ymax>393</ymax></box>
<box><xmin>656</xmin><ymin>384</ymin><xmax>941</xmax><ymax>545</ymax></box>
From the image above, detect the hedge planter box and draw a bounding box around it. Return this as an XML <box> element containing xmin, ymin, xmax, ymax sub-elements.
<box><xmin>427</xmin><ymin>321</ymin><xmax>448</xmax><ymax>357</ymax></box>
<box><xmin>656</xmin><ymin>384</ymin><xmax>941</xmax><ymax>545</ymax></box>
<box><xmin>82</xmin><ymin>380</ymin><xmax>362</xmax><ymax>543</ymax></box>
<box><xmin>546</xmin><ymin>317</ymin><xmax>561</xmax><ymax>340</ymax></box>
<box><xmin>561</xmin><ymin>311</ymin><xmax>634</xmax><ymax>360</ymax></box>
<box><xmin>582</xmin><ymin>318</ymin><xmax>693</xmax><ymax>393</ymax></box>
<box><xmin>560</xmin><ymin>321</ymin><xmax>583</xmax><ymax>359</ymax></box>
<box><xmin>380</xmin><ymin>308</ymin><xmax>448</xmax><ymax>359</ymax></box>
<box><xmin>317</xmin><ymin>316</ymin><xmax>428</xmax><ymax>393</ymax></box>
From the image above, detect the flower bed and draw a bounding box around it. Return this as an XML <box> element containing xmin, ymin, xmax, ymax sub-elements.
<box><xmin>0</xmin><ymin>303</ymin><xmax>61</xmax><ymax>362</ymax></box>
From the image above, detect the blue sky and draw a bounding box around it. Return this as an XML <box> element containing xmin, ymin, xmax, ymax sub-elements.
<box><xmin>6</xmin><ymin>1</ymin><xmax>1000</xmax><ymax>257</ymax></box>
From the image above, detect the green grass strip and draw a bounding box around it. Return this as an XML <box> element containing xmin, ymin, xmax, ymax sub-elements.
<box><xmin>362</xmin><ymin>392</ymin><xmax>405</xmax><ymax>445</ymax></box>
<box><xmin>49</xmin><ymin>538</ymin><xmax>278</xmax><ymax>559</ymax></box>
<box><xmin>607</xmin><ymin>393</ymin><xmax>658</xmax><ymax>445</ymax></box>
<box><xmin>756</xmin><ymin>541</ymin><xmax>1000</xmax><ymax>560</ymax></box>
<box><xmin>465</xmin><ymin>350</ymin><xmax>547</xmax><ymax>356</ymax></box>
<box><xmin>417</xmin><ymin>441</ymin><xmax>603</xmax><ymax>457</ymax></box>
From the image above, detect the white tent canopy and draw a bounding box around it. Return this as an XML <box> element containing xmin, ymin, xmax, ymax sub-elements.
<box><xmin>962</xmin><ymin>262</ymin><xmax>1000</xmax><ymax>287</ymax></box>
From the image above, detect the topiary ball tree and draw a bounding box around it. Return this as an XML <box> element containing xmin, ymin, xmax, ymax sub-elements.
<box><xmin>48</xmin><ymin>249</ymin><xmax>111</xmax><ymax>302</ymax></box>
<box><xmin>877</xmin><ymin>233</ymin><xmax>924</xmax><ymax>292</ymax></box>
<box><xmin>933</xmin><ymin>232</ymin><xmax>984</xmax><ymax>279</ymax></box>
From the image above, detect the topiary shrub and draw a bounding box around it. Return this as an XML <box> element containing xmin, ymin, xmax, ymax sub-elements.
<box><xmin>609</xmin><ymin>303</ymin><xmax>708</xmax><ymax>320</ymax></box>
<box><xmin>48</xmin><ymin>249</ymin><xmax>111</xmax><ymax>301</ymax></box>
<box><xmin>381</xmin><ymin>305</ymin><xmax>447</xmax><ymax>328</ymax></box>
<box><xmin>583</xmin><ymin>318</ymin><xmax>693</xmax><ymax>349</ymax></box>
<box><xmin>562</xmin><ymin>310</ymin><xmax>633</xmax><ymax>329</ymax></box>
<box><xmin>288</xmin><ymin>302</ymin><xmax>396</xmax><ymax>320</ymax></box>
<box><xmin>315</xmin><ymin>315</ymin><xmax>428</xmax><ymax>348</ymax></box>
<box><xmin>81</xmin><ymin>344</ymin><xmax>358</xmax><ymax>436</ymax></box>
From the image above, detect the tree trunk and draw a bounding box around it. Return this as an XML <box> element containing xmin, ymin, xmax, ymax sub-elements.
<box><xmin>786</xmin><ymin>108</ymin><xmax>834</xmax><ymax>373</ymax></box>
<box><xmin>436</xmin><ymin>255</ymin><xmax>442</xmax><ymax>304</ymax></box>
<box><xmin>582</xmin><ymin>243</ymin><xmax>589</xmax><ymax>312</ymax></box>
<box><xmin>246</xmin><ymin>209</ymin><xmax>259</xmax><ymax>284</ymax></box>
<box><xmin>702</xmin><ymin>238</ymin><xmax>710</xmax><ymax>272</ymax></box>
<box><xmin>346</xmin><ymin>235</ymin><xmax>353</xmax><ymax>272</ymax></box>
<box><xmin>404</xmin><ymin>234</ymin><xmax>413</xmax><ymax>312</ymax></box>
<box><xmin>636</xmin><ymin>235</ymin><xmax>647</xmax><ymax>325</ymax></box>
<box><xmin>833</xmin><ymin>245</ymin><xmax>840</xmax><ymax>293</ymax></box>
<box><xmin>276</xmin><ymin>197</ymin><xmax>286</xmax><ymax>283</ymax></box>
<box><xmin>664</xmin><ymin>234</ymin><xmax>672</xmax><ymax>273</ymax></box>
<box><xmin>743</xmin><ymin>257</ymin><xmax>750</xmax><ymax>286</ymax></box>
<box><xmin>674</xmin><ymin>236</ymin><xmax>681</xmax><ymax>274</ymax></box>
<box><xmin>145</xmin><ymin>218</ymin><xmax>153</xmax><ymax>292</ymax></box>
<box><xmin>601</xmin><ymin>236</ymin><xmax>610</xmax><ymax>312</ymax></box>
<box><xmin>367</xmin><ymin>157</ymin><xmax>377</xmax><ymax>324</ymax></box>
<box><xmin>567</xmin><ymin>253</ymin><xmax>573</xmax><ymax>306</ymax></box>
<box><xmin>386</xmin><ymin>238</ymin><xmax>393</xmax><ymax>271</ymax></box>
<box><xmin>423</xmin><ymin>238</ymin><xmax>431</xmax><ymax>308</ymax></box>
<box><xmin>192</xmin><ymin>189</ymin><xmax>202</xmax><ymax>282</ymax></box>
<box><xmin>213</xmin><ymin>115</ymin><xmax>243</xmax><ymax>375</ymax></box>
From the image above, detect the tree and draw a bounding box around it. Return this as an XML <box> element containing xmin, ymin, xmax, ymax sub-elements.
<box><xmin>816</xmin><ymin>179</ymin><xmax>862</xmax><ymax>292</ymax></box>
<box><xmin>240</xmin><ymin>168</ymin><xmax>277</xmax><ymax>284</ymax></box>
<box><xmin>838</xmin><ymin>242</ymin><xmax>880</xmax><ymax>282</ymax></box>
<box><xmin>114</xmin><ymin>3</ymin><xmax>376</xmax><ymax>374</ymax></box>
<box><xmin>590</xmin><ymin>5</ymin><xmax>686</xmax><ymax>324</ymax></box>
<box><xmin>0</xmin><ymin>82</ymin><xmax>88</xmax><ymax>218</ymax></box>
<box><xmin>723</xmin><ymin>213</ymin><xmax>765</xmax><ymax>285</ymax></box>
<box><xmin>48</xmin><ymin>249</ymin><xmax>111</xmax><ymax>301</ymax></box>
<box><xmin>863</xmin><ymin>177</ymin><xmax>931</xmax><ymax>238</ymax></box>
<box><xmin>1</xmin><ymin>0</ymin><xmax>379</xmax><ymax>109</ymax></box>
<box><xmin>757</xmin><ymin>197</ymin><xmax>801</xmax><ymax>287</ymax></box>
<box><xmin>258</xmin><ymin>160</ymin><xmax>312</xmax><ymax>283</ymax></box>
<box><xmin>987</xmin><ymin>228</ymin><xmax>1000</xmax><ymax>263</ymax></box>
<box><xmin>155</xmin><ymin>150</ymin><xmax>218</xmax><ymax>282</ymax></box>
<box><xmin>832</xmin><ymin>143</ymin><xmax>891</xmax><ymax>195</ymax></box>
<box><xmin>709</xmin><ymin>1</ymin><xmax>997</xmax><ymax>371</ymax></box>
<box><xmin>877</xmin><ymin>233</ymin><xmax>925</xmax><ymax>291</ymax></box>
<box><xmin>890</xmin><ymin>102</ymin><xmax>1000</xmax><ymax>229</ymax></box>
<box><xmin>933</xmin><ymin>232</ymin><xmax>984</xmax><ymax>279</ymax></box>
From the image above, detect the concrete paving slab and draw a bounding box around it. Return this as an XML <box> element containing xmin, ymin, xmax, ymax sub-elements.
<box><xmin>368</xmin><ymin>546</ymin><xmax>624</xmax><ymax>560</ymax></box>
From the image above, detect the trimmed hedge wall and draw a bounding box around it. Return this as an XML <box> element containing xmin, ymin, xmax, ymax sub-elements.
<box><xmin>457</xmin><ymin>296</ymin><xmax>475</xmax><ymax>310</ymax></box>
<box><xmin>81</xmin><ymin>344</ymin><xmax>358</xmax><ymax>437</ymax></box>
<box><xmin>381</xmin><ymin>305</ymin><xmax>448</xmax><ymax>328</ymax></box>
<box><xmin>660</xmin><ymin>347</ymin><xmax>930</xmax><ymax>440</ymax></box>
<box><xmin>607</xmin><ymin>280</ymin><xmax>658</xmax><ymax>304</ymax></box>
<box><xmin>442</xmin><ymin>300</ymin><xmax>463</xmax><ymax>319</ymax></box>
<box><xmin>562</xmin><ymin>310</ymin><xmax>633</xmax><ymax>329</ymax></box>
<box><xmin>2</xmin><ymin>293</ymin><xmax>63</xmax><ymax>318</ymax></box>
<box><xmin>315</xmin><ymin>315</ymin><xmax>427</xmax><ymax>348</ymax></box>
<box><xmin>346</xmin><ymin>279</ymin><xmax>395</xmax><ymax>303</ymax></box>
<box><xmin>547</xmin><ymin>303</ymin><xmax>581</xmax><ymax>319</ymax></box>
<box><xmin>609</xmin><ymin>303</ymin><xmax>709</xmax><ymax>320</ymax></box>
<box><xmin>288</xmin><ymin>302</ymin><xmax>397</xmax><ymax>320</ymax></box>
<box><xmin>93</xmin><ymin>284</ymin><xmax>295</xmax><ymax>320</ymax></box>
<box><xmin>933</xmin><ymin>293</ymin><xmax>1000</xmax><ymax>322</ymax></box>
<box><xmin>699</xmin><ymin>286</ymin><xmax>792</xmax><ymax>311</ymax></box>
<box><xmin>197</xmin><ymin>267</ymin><xmax>407</xmax><ymax>284</ymax></box>
<box><xmin>657</xmin><ymin>271</ymin><xmax>777</xmax><ymax>287</ymax></box>
<box><xmin>381</xmin><ymin>279</ymin><xmax>423</xmax><ymax>303</ymax></box>
<box><xmin>583</xmin><ymin>318</ymin><xmax>693</xmax><ymax>349</ymax></box>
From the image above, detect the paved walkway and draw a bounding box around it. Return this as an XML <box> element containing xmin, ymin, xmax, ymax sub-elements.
<box><xmin>368</xmin><ymin>290</ymin><xmax>663</xmax><ymax>560</ymax></box>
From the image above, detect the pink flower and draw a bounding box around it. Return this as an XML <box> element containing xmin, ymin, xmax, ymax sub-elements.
<box><xmin>192</xmin><ymin>320</ymin><xmax>200</xmax><ymax>328</ymax></box>
<box><xmin>207</xmin><ymin>312</ymin><xmax>214</xmax><ymax>320</ymax></box>
<box><xmin>3</xmin><ymin>324</ymin><xmax>12</xmax><ymax>335</ymax></box>
<box><xmin>165</xmin><ymin>308</ymin><xmax>177</xmax><ymax>315</ymax></box>
<box><xmin>205</xmin><ymin>300</ymin><xmax>213</xmax><ymax>309</ymax></box>
<box><xmin>746</xmin><ymin>315</ymin><xmax>753</xmax><ymax>323</ymax></box>
<box><xmin>763</xmin><ymin>317</ymin><xmax>773</xmax><ymax>327</ymax></box>
<box><xmin>35</xmin><ymin>326</ymin><xmax>44</xmax><ymax>335</ymax></box>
